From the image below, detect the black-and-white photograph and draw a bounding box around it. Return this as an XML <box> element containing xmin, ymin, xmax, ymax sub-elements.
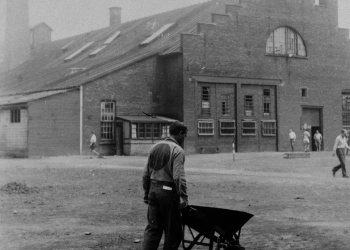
<box><xmin>0</xmin><ymin>0</ymin><xmax>350</xmax><ymax>249</ymax></box>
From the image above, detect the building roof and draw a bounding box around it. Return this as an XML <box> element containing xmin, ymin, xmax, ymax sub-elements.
<box><xmin>117</xmin><ymin>115</ymin><xmax>177</xmax><ymax>123</ymax></box>
<box><xmin>30</xmin><ymin>22</ymin><xmax>53</xmax><ymax>31</ymax></box>
<box><xmin>0</xmin><ymin>0</ymin><xmax>228</xmax><ymax>97</ymax></box>
<box><xmin>0</xmin><ymin>89</ymin><xmax>71</xmax><ymax>106</ymax></box>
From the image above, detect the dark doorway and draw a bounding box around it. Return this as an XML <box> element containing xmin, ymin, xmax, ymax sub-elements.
<box><xmin>311</xmin><ymin>126</ymin><xmax>321</xmax><ymax>151</ymax></box>
<box><xmin>116</xmin><ymin>122</ymin><xmax>123</xmax><ymax>156</ymax></box>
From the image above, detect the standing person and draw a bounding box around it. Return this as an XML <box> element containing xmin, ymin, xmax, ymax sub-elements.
<box><xmin>289</xmin><ymin>129</ymin><xmax>296</xmax><ymax>151</ymax></box>
<box><xmin>313</xmin><ymin>130</ymin><xmax>323</xmax><ymax>151</ymax></box>
<box><xmin>141</xmin><ymin>121</ymin><xmax>189</xmax><ymax>250</ymax></box>
<box><xmin>332</xmin><ymin>129</ymin><xmax>350</xmax><ymax>178</ymax></box>
<box><xmin>232</xmin><ymin>141</ymin><xmax>236</xmax><ymax>162</ymax></box>
<box><xmin>90</xmin><ymin>132</ymin><xmax>103</xmax><ymax>158</ymax></box>
<box><xmin>303</xmin><ymin>129</ymin><xmax>311</xmax><ymax>152</ymax></box>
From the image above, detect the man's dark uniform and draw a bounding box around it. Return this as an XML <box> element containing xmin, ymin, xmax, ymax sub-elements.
<box><xmin>142</xmin><ymin>137</ymin><xmax>188</xmax><ymax>250</ymax></box>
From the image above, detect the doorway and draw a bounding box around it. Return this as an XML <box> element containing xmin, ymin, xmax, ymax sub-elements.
<box><xmin>311</xmin><ymin>126</ymin><xmax>321</xmax><ymax>151</ymax></box>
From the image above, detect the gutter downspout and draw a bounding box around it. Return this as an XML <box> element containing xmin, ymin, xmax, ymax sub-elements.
<box><xmin>80</xmin><ymin>85</ymin><xmax>83</xmax><ymax>155</ymax></box>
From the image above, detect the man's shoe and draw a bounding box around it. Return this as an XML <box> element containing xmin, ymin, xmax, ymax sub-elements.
<box><xmin>343</xmin><ymin>175</ymin><xmax>349</xmax><ymax>178</ymax></box>
<box><xmin>332</xmin><ymin>170</ymin><xmax>336</xmax><ymax>177</ymax></box>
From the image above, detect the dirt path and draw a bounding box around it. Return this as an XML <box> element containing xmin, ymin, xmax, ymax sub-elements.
<box><xmin>0</xmin><ymin>152</ymin><xmax>350</xmax><ymax>249</ymax></box>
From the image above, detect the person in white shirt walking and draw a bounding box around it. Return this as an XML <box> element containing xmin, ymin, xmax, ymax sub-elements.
<box><xmin>302</xmin><ymin>129</ymin><xmax>310</xmax><ymax>152</ymax></box>
<box><xmin>313</xmin><ymin>130</ymin><xmax>322</xmax><ymax>151</ymax></box>
<box><xmin>90</xmin><ymin>132</ymin><xmax>103</xmax><ymax>158</ymax></box>
<box><xmin>289</xmin><ymin>129</ymin><xmax>296</xmax><ymax>151</ymax></box>
<box><xmin>332</xmin><ymin>129</ymin><xmax>350</xmax><ymax>178</ymax></box>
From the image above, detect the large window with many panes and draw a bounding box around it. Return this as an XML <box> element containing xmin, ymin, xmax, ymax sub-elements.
<box><xmin>131</xmin><ymin>123</ymin><xmax>169</xmax><ymax>139</ymax></box>
<box><xmin>101</xmin><ymin>101</ymin><xmax>115</xmax><ymax>140</ymax></box>
<box><xmin>266</xmin><ymin>27</ymin><xmax>306</xmax><ymax>57</ymax></box>
<box><xmin>262</xmin><ymin>120</ymin><xmax>277</xmax><ymax>136</ymax></box>
<box><xmin>201</xmin><ymin>87</ymin><xmax>211</xmax><ymax>115</ymax></box>
<box><xmin>342</xmin><ymin>94</ymin><xmax>350</xmax><ymax>131</ymax></box>
<box><xmin>198</xmin><ymin>119</ymin><xmax>214</xmax><ymax>135</ymax></box>
<box><xmin>242</xmin><ymin>120</ymin><xmax>256</xmax><ymax>135</ymax></box>
<box><xmin>219</xmin><ymin>119</ymin><xmax>235</xmax><ymax>136</ymax></box>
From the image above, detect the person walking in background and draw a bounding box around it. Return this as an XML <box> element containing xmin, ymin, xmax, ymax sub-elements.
<box><xmin>141</xmin><ymin>121</ymin><xmax>189</xmax><ymax>250</ymax></box>
<box><xmin>313</xmin><ymin>130</ymin><xmax>323</xmax><ymax>151</ymax></box>
<box><xmin>90</xmin><ymin>132</ymin><xmax>103</xmax><ymax>158</ymax></box>
<box><xmin>289</xmin><ymin>129</ymin><xmax>296</xmax><ymax>151</ymax></box>
<box><xmin>332</xmin><ymin>129</ymin><xmax>350</xmax><ymax>178</ymax></box>
<box><xmin>303</xmin><ymin>129</ymin><xmax>310</xmax><ymax>152</ymax></box>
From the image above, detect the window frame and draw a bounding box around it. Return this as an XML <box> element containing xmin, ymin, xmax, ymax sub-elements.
<box><xmin>301</xmin><ymin>87</ymin><xmax>308</xmax><ymax>98</ymax></box>
<box><xmin>342</xmin><ymin>94</ymin><xmax>350</xmax><ymax>131</ymax></box>
<box><xmin>131</xmin><ymin>122</ymin><xmax>170</xmax><ymax>139</ymax></box>
<box><xmin>242</xmin><ymin>120</ymin><xmax>256</xmax><ymax>136</ymax></box>
<box><xmin>266</xmin><ymin>26</ymin><xmax>307</xmax><ymax>57</ymax></box>
<box><xmin>198</xmin><ymin>119</ymin><xmax>215</xmax><ymax>136</ymax></box>
<box><xmin>244</xmin><ymin>95</ymin><xmax>254</xmax><ymax>117</ymax></box>
<box><xmin>219</xmin><ymin>119</ymin><xmax>236</xmax><ymax>136</ymax></box>
<box><xmin>100</xmin><ymin>100</ymin><xmax>116</xmax><ymax>141</ymax></box>
<box><xmin>10</xmin><ymin>109</ymin><xmax>21</xmax><ymax>123</ymax></box>
<box><xmin>201</xmin><ymin>86</ymin><xmax>211</xmax><ymax>115</ymax></box>
<box><xmin>221</xmin><ymin>94</ymin><xmax>231</xmax><ymax>116</ymax></box>
<box><xmin>315</xmin><ymin>0</ymin><xmax>327</xmax><ymax>7</ymax></box>
<box><xmin>261</xmin><ymin>120</ymin><xmax>277</xmax><ymax>136</ymax></box>
<box><xmin>263</xmin><ymin>89</ymin><xmax>271</xmax><ymax>116</ymax></box>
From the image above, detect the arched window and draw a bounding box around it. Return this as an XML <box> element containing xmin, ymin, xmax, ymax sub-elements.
<box><xmin>266</xmin><ymin>27</ymin><xmax>306</xmax><ymax>57</ymax></box>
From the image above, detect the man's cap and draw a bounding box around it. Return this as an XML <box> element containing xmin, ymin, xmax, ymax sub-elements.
<box><xmin>169</xmin><ymin>121</ymin><xmax>188</xmax><ymax>135</ymax></box>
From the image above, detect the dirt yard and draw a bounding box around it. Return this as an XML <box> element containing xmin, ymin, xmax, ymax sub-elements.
<box><xmin>1</xmin><ymin>152</ymin><xmax>350</xmax><ymax>250</ymax></box>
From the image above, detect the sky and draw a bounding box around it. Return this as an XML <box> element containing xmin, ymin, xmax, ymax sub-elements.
<box><xmin>0</xmin><ymin>0</ymin><xmax>349</xmax><ymax>43</ymax></box>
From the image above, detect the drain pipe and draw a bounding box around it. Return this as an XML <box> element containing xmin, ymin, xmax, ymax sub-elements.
<box><xmin>80</xmin><ymin>85</ymin><xmax>83</xmax><ymax>155</ymax></box>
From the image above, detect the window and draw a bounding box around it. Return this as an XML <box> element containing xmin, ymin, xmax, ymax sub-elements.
<box><xmin>342</xmin><ymin>95</ymin><xmax>350</xmax><ymax>131</ymax></box>
<box><xmin>201</xmin><ymin>87</ymin><xmax>211</xmax><ymax>115</ymax></box>
<box><xmin>221</xmin><ymin>94</ymin><xmax>230</xmax><ymax>116</ymax></box>
<box><xmin>266</xmin><ymin>27</ymin><xmax>306</xmax><ymax>57</ymax></box>
<box><xmin>131</xmin><ymin>123</ymin><xmax>169</xmax><ymax>139</ymax></box>
<box><xmin>315</xmin><ymin>0</ymin><xmax>327</xmax><ymax>6</ymax></box>
<box><xmin>262</xmin><ymin>120</ymin><xmax>277</xmax><ymax>136</ymax></box>
<box><xmin>10</xmin><ymin>109</ymin><xmax>21</xmax><ymax>123</ymax></box>
<box><xmin>263</xmin><ymin>89</ymin><xmax>271</xmax><ymax>115</ymax></box>
<box><xmin>101</xmin><ymin>101</ymin><xmax>115</xmax><ymax>140</ymax></box>
<box><xmin>219</xmin><ymin>120</ymin><xmax>235</xmax><ymax>136</ymax></box>
<box><xmin>244</xmin><ymin>95</ymin><xmax>254</xmax><ymax>117</ymax></box>
<box><xmin>198</xmin><ymin>119</ymin><xmax>214</xmax><ymax>135</ymax></box>
<box><xmin>242</xmin><ymin>120</ymin><xmax>256</xmax><ymax>135</ymax></box>
<box><xmin>301</xmin><ymin>88</ymin><xmax>308</xmax><ymax>97</ymax></box>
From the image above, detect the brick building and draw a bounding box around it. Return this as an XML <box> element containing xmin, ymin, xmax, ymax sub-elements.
<box><xmin>0</xmin><ymin>0</ymin><xmax>349</xmax><ymax>157</ymax></box>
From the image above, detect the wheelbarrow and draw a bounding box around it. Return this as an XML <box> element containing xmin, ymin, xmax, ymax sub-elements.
<box><xmin>181</xmin><ymin>205</ymin><xmax>253</xmax><ymax>250</ymax></box>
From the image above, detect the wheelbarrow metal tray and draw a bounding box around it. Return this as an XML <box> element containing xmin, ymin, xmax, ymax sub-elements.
<box><xmin>182</xmin><ymin>205</ymin><xmax>253</xmax><ymax>241</ymax></box>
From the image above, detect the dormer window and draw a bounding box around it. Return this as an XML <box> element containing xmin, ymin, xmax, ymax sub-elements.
<box><xmin>266</xmin><ymin>27</ymin><xmax>306</xmax><ymax>57</ymax></box>
<box><xmin>315</xmin><ymin>0</ymin><xmax>327</xmax><ymax>7</ymax></box>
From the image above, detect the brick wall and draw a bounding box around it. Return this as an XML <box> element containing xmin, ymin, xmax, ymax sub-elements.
<box><xmin>182</xmin><ymin>0</ymin><xmax>350</xmax><ymax>152</ymax></box>
<box><xmin>28</xmin><ymin>90</ymin><xmax>80</xmax><ymax>156</ymax></box>
<box><xmin>82</xmin><ymin>56</ymin><xmax>166</xmax><ymax>155</ymax></box>
<box><xmin>0</xmin><ymin>108</ymin><xmax>28</xmax><ymax>157</ymax></box>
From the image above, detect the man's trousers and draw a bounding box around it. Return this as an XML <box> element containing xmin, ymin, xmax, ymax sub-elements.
<box><xmin>333</xmin><ymin>148</ymin><xmax>347</xmax><ymax>177</ymax></box>
<box><xmin>142</xmin><ymin>181</ymin><xmax>182</xmax><ymax>250</ymax></box>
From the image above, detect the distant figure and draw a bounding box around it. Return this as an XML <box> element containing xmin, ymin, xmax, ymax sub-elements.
<box><xmin>303</xmin><ymin>129</ymin><xmax>310</xmax><ymax>152</ymax></box>
<box><xmin>289</xmin><ymin>129</ymin><xmax>296</xmax><ymax>151</ymax></box>
<box><xmin>313</xmin><ymin>130</ymin><xmax>323</xmax><ymax>151</ymax></box>
<box><xmin>232</xmin><ymin>142</ymin><xmax>236</xmax><ymax>162</ymax></box>
<box><xmin>90</xmin><ymin>132</ymin><xmax>103</xmax><ymax>158</ymax></box>
<box><xmin>332</xmin><ymin>129</ymin><xmax>350</xmax><ymax>178</ymax></box>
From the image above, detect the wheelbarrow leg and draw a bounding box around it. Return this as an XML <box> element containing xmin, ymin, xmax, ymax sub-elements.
<box><xmin>209</xmin><ymin>228</ymin><xmax>215</xmax><ymax>250</ymax></box>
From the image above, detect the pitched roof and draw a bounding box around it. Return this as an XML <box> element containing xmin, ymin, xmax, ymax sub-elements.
<box><xmin>0</xmin><ymin>0</ymin><xmax>227</xmax><ymax>97</ymax></box>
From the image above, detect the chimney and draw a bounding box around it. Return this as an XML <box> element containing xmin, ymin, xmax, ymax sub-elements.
<box><xmin>4</xmin><ymin>0</ymin><xmax>31</xmax><ymax>71</ymax></box>
<box><xmin>109</xmin><ymin>7</ymin><xmax>122</xmax><ymax>27</ymax></box>
<box><xmin>30</xmin><ymin>22</ymin><xmax>53</xmax><ymax>48</ymax></box>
